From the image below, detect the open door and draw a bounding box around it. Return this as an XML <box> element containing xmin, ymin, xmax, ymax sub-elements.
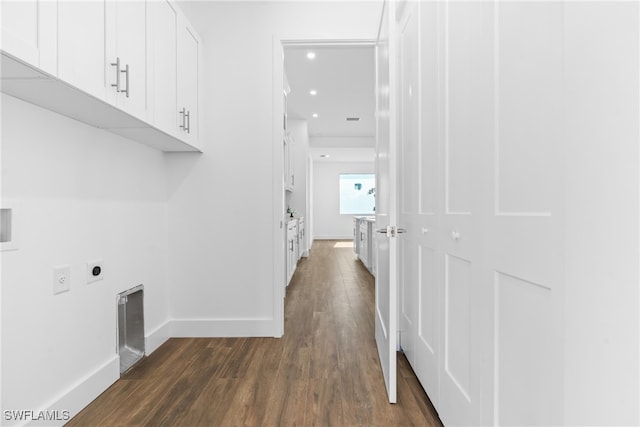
<box><xmin>374</xmin><ymin>0</ymin><xmax>398</xmax><ymax>404</ymax></box>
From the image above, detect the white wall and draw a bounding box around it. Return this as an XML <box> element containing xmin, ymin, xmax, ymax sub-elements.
<box><xmin>312</xmin><ymin>161</ymin><xmax>374</xmax><ymax>239</ymax></box>
<box><xmin>563</xmin><ymin>3</ymin><xmax>639</xmax><ymax>424</ymax></box>
<box><xmin>166</xmin><ymin>1</ymin><xmax>381</xmax><ymax>334</ymax></box>
<box><xmin>1</xmin><ymin>95</ymin><xmax>171</xmax><ymax>423</ymax></box>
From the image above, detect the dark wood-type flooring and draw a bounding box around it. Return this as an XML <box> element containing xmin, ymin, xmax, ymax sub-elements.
<box><xmin>68</xmin><ymin>240</ymin><xmax>442</xmax><ymax>426</ymax></box>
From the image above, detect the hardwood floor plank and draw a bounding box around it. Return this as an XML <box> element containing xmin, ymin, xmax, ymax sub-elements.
<box><xmin>67</xmin><ymin>240</ymin><xmax>442</xmax><ymax>427</ymax></box>
<box><xmin>222</xmin><ymin>338</ymin><xmax>287</xmax><ymax>426</ymax></box>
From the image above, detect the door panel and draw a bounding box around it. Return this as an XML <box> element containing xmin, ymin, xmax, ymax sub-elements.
<box><xmin>495</xmin><ymin>272</ymin><xmax>553</xmax><ymax>426</ymax></box>
<box><xmin>418</xmin><ymin>246</ymin><xmax>437</xmax><ymax>353</ymax></box>
<box><xmin>115</xmin><ymin>1</ymin><xmax>147</xmax><ymax>119</ymax></box>
<box><xmin>177</xmin><ymin>18</ymin><xmax>200</xmax><ymax>145</ymax></box>
<box><xmin>398</xmin><ymin>0</ymin><xmax>420</xmax><ymax>369</ymax></box>
<box><xmin>418</xmin><ymin>0</ymin><xmax>438</xmax><ymax>218</ymax></box>
<box><xmin>399</xmin><ymin>238</ymin><xmax>416</xmax><ymax>362</ymax></box>
<box><xmin>438</xmin><ymin>3</ymin><xmax>492</xmax><ymax>424</ymax></box>
<box><xmin>148</xmin><ymin>0</ymin><xmax>178</xmax><ymax>136</ymax></box>
<box><xmin>412</xmin><ymin>0</ymin><xmax>441</xmax><ymax>408</ymax></box>
<box><xmin>375</xmin><ymin>0</ymin><xmax>398</xmax><ymax>404</ymax></box>
<box><xmin>58</xmin><ymin>1</ymin><xmax>106</xmax><ymax>100</ymax></box>
<box><xmin>444</xmin><ymin>254</ymin><xmax>472</xmax><ymax>401</ymax></box>
<box><xmin>1</xmin><ymin>1</ymin><xmax>39</xmax><ymax>65</ymax></box>
<box><xmin>496</xmin><ymin>3</ymin><xmax>562</xmax><ymax>216</ymax></box>
<box><xmin>491</xmin><ymin>2</ymin><xmax>564</xmax><ymax>424</ymax></box>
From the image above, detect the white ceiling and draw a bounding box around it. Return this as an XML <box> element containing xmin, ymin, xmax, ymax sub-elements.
<box><xmin>284</xmin><ymin>45</ymin><xmax>376</xmax><ymax>139</ymax></box>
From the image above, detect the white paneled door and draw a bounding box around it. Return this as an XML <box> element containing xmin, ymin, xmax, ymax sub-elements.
<box><xmin>437</xmin><ymin>2</ymin><xmax>492</xmax><ymax>424</ymax></box>
<box><xmin>490</xmin><ymin>3</ymin><xmax>564</xmax><ymax>424</ymax></box>
<box><xmin>374</xmin><ymin>0</ymin><xmax>398</xmax><ymax>404</ymax></box>
<box><xmin>397</xmin><ymin>0</ymin><xmax>441</xmax><ymax>411</ymax></box>
<box><xmin>395</xmin><ymin>1</ymin><xmax>564</xmax><ymax>425</ymax></box>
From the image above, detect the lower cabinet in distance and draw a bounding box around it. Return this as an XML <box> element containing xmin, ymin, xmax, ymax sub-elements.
<box><xmin>353</xmin><ymin>216</ymin><xmax>376</xmax><ymax>277</ymax></box>
<box><xmin>286</xmin><ymin>219</ymin><xmax>298</xmax><ymax>286</ymax></box>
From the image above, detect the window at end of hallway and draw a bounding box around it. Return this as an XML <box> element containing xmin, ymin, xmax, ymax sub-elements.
<box><xmin>339</xmin><ymin>173</ymin><xmax>375</xmax><ymax>215</ymax></box>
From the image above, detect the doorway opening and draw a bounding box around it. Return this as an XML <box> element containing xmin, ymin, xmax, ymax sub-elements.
<box><xmin>272</xmin><ymin>38</ymin><xmax>377</xmax><ymax>337</ymax></box>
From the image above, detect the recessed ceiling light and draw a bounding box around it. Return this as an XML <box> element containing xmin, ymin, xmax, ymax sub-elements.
<box><xmin>309</xmin><ymin>90</ymin><xmax>317</xmax><ymax>96</ymax></box>
<box><xmin>312</xmin><ymin>113</ymin><xmax>318</xmax><ymax>118</ymax></box>
<box><xmin>307</xmin><ymin>52</ymin><xmax>316</xmax><ymax>60</ymax></box>
<box><xmin>320</xmin><ymin>154</ymin><xmax>330</xmax><ymax>158</ymax></box>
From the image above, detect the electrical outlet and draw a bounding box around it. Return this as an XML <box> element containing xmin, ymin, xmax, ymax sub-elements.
<box><xmin>53</xmin><ymin>265</ymin><xmax>70</xmax><ymax>295</ymax></box>
<box><xmin>87</xmin><ymin>259</ymin><xmax>104</xmax><ymax>284</ymax></box>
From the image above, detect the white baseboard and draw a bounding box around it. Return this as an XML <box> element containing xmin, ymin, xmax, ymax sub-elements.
<box><xmin>170</xmin><ymin>318</ymin><xmax>276</xmax><ymax>337</ymax></box>
<box><xmin>25</xmin><ymin>357</ymin><xmax>119</xmax><ymax>427</ymax></box>
<box><xmin>145</xmin><ymin>320</ymin><xmax>171</xmax><ymax>355</ymax></box>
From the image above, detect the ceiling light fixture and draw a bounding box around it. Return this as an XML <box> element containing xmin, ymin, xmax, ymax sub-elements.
<box><xmin>309</xmin><ymin>89</ymin><xmax>317</xmax><ymax>96</ymax></box>
<box><xmin>307</xmin><ymin>52</ymin><xmax>316</xmax><ymax>60</ymax></box>
<box><xmin>312</xmin><ymin>113</ymin><xmax>318</xmax><ymax>118</ymax></box>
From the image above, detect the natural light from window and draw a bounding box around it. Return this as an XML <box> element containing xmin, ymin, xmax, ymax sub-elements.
<box><xmin>339</xmin><ymin>173</ymin><xmax>375</xmax><ymax>215</ymax></box>
<box><xmin>333</xmin><ymin>241</ymin><xmax>354</xmax><ymax>248</ymax></box>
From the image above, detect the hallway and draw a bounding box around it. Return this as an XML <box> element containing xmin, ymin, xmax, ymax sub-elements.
<box><xmin>68</xmin><ymin>240</ymin><xmax>441</xmax><ymax>426</ymax></box>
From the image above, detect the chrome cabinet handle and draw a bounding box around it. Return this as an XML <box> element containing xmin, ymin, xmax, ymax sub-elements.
<box><xmin>121</xmin><ymin>63</ymin><xmax>130</xmax><ymax>98</ymax></box>
<box><xmin>185</xmin><ymin>110</ymin><xmax>191</xmax><ymax>134</ymax></box>
<box><xmin>111</xmin><ymin>57</ymin><xmax>121</xmax><ymax>92</ymax></box>
<box><xmin>179</xmin><ymin>108</ymin><xmax>186</xmax><ymax>130</ymax></box>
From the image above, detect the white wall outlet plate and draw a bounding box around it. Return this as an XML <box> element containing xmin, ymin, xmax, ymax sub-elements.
<box><xmin>87</xmin><ymin>259</ymin><xmax>104</xmax><ymax>284</ymax></box>
<box><xmin>53</xmin><ymin>265</ymin><xmax>70</xmax><ymax>295</ymax></box>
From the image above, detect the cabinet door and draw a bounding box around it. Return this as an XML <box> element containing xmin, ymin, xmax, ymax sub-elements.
<box><xmin>58</xmin><ymin>1</ymin><xmax>106</xmax><ymax>100</ymax></box>
<box><xmin>1</xmin><ymin>1</ymin><xmax>57</xmax><ymax>75</ymax></box>
<box><xmin>1</xmin><ymin>1</ymin><xmax>39</xmax><ymax>66</ymax></box>
<box><xmin>106</xmin><ymin>0</ymin><xmax>146</xmax><ymax>120</ymax></box>
<box><xmin>177</xmin><ymin>15</ymin><xmax>199</xmax><ymax>145</ymax></box>
<box><xmin>147</xmin><ymin>0</ymin><xmax>178</xmax><ymax>136</ymax></box>
<box><xmin>360</xmin><ymin>223</ymin><xmax>368</xmax><ymax>266</ymax></box>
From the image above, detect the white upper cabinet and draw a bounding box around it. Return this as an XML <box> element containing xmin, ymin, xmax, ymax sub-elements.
<box><xmin>1</xmin><ymin>0</ymin><xmax>57</xmax><ymax>76</ymax></box>
<box><xmin>58</xmin><ymin>1</ymin><xmax>107</xmax><ymax>101</ymax></box>
<box><xmin>105</xmin><ymin>1</ymin><xmax>147</xmax><ymax>120</ymax></box>
<box><xmin>1</xmin><ymin>1</ymin><xmax>202</xmax><ymax>152</ymax></box>
<box><xmin>177</xmin><ymin>14</ymin><xmax>200</xmax><ymax>147</ymax></box>
<box><xmin>59</xmin><ymin>0</ymin><xmax>146</xmax><ymax>114</ymax></box>
<box><xmin>147</xmin><ymin>0</ymin><xmax>178</xmax><ymax>137</ymax></box>
<box><xmin>1</xmin><ymin>1</ymin><xmax>38</xmax><ymax>65</ymax></box>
